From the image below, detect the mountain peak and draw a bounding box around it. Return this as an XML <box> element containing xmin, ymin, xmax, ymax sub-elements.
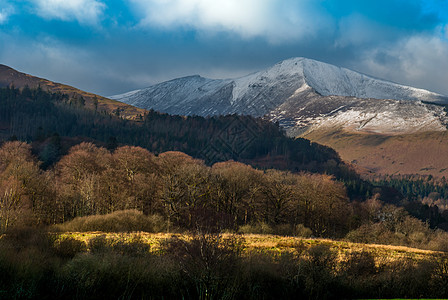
<box><xmin>110</xmin><ymin>57</ymin><xmax>448</xmax><ymax>134</ymax></box>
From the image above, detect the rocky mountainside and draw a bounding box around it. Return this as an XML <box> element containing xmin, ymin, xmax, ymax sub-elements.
<box><xmin>111</xmin><ymin>57</ymin><xmax>448</xmax><ymax>135</ymax></box>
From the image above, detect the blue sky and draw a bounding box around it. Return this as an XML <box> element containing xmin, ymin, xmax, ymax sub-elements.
<box><xmin>0</xmin><ymin>0</ymin><xmax>447</xmax><ymax>96</ymax></box>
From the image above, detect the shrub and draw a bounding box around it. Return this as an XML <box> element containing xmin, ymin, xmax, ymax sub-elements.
<box><xmin>341</xmin><ymin>251</ymin><xmax>376</xmax><ymax>277</ymax></box>
<box><xmin>88</xmin><ymin>234</ymin><xmax>151</xmax><ymax>256</ymax></box>
<box><xmin>54</xmin><ymin>210</ymin><xmax>165</xmax><ymax>233</ymax></box>
<box><xmin>110</xmin><ymin>234</ymin><xmax>151</xmax><ymax>256</ymax></box>
<box><xmin>88</xmin><ymin>235</ymin><xmax>111</xmax><ymax>253</ymax></box>
<box><xmin>273</xmin><ymin>224</ymin><xmax>294</xmax><ymax>236</ymax></box>
<box><xmin>294</xmin><ymin>224</ymin><xmax>313</xmax><ymax>238</ymax></box>
<box><xmin>237</xmin><ymin>253</ymin><xmax>292</xmax><ymax>299</ymax></box>
<box><xmin>162</xmin><ymin>233</ymin><xmax>244</xmax><ymax>299</ymax></box>
<box><xmin>306</xmin><ymin>244</ymin><xmax>337</xmax><ymax>272</ymax></box>
<box><xmin>53</xmin><ymin>237</ymin><xmax>87</xmax><ymax>259</ymax></box>
<box><xmin>238</xmin><ymin>222</ymin><xmax>273</xmax><ymax>235</ymax></box>
<box><xmin>303</xmin><ymin>244</ymin><xmax>339</xmax><ymax>299</ymax></box>
<box><xmin>346</xmin><ymin>221</ymin><xmax>448</xmax><ymax>251</ymax></box>
<box><xmin>427</xmin><ymin>230</ymin><xmax>448</xmax><ymax>252</ymax></box>
<box><xmin>2</xmin><ymin>226</ymin><xmax>52</xmax><ymax>252</ymax></box>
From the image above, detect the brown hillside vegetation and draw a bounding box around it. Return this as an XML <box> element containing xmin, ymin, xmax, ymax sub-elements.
<box><xmin>0</xmin><ymin>64</ymin><xmax>145</xmax><ymax>119</ymax></box>
<box><xmin>54</xmin><ymin>231</ymin><xmax>443</xmax><ymax>262</ymax></box>
<box><xmin>2</xmin><ymin>228</ymin><xmax>448</xmax><ymax>299</ymax></box>
<box><xmin>303</xmin><ymin>128</ymin><xmax>448</xmax><ymax>178</ymax></box>
<box><xmin>6</xmin><ymin>140</ymin><xmax>448</xmax><ymax>252</ymax></box>
<box><xmin>2</xmin><ymin>139</ymin><xmax>448</xmax><ymax>298</ymax></box>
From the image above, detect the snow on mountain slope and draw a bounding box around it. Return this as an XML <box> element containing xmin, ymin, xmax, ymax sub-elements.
<box><xmin>299</xmin><ymin>58</ymin><xmax>446</xmax><ymax>102</ymax></box>
<box><xmin>111</xmin><ymin>57</ymin><xmax>448</xmax><ymax>134</ymax></box>
<box><xmin>112</xmin><ymin>75</ymin><xmax>234</xmax><ymax>116</ymax></box>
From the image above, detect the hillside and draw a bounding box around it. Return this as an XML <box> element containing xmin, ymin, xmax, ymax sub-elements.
<box><xmin>110</xmin><ymin>57</ymin><xmax>448</xmax><ymax>134</ymax></box>
<box><xmin>0</xmin><ymin>86</ymin><xmax>357</xmax><ymax>181</ymax></box>
<box><xmin>303</xmin><ymin>128</ymin><xmax>448</xmax><ymax>178</ymax></box>
<box><xmin>0</xmin><ymin>64</ymin><xmax>145</xmax><ymax>119</ymax></box>
<box><xmin>56</xmin><ymin>232</ymin><xmax>445</xmax><ymax>261</ymax></box>
<box><xmin>1</xmin><ymin>92</ymin><xmax>448</xmax><ymax>298</ymax></box>
<box><xmin>4</xmin><ymin>61</ymin><xmax>448</xmax><ymax>178</ymax></box>
<box><xmin>110</xmin><ymin>57</ymin><xmax>448</xmax><ymax>178</ymax></box>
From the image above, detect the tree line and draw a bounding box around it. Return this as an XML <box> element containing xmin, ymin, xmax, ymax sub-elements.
<box><xmin>0</xmin><ymin>141</ymin><xmax>351</xmax><ymax>237</ymax></box>
<box><xmin>2</xmin><ymin>140</ymin><xmax>448</xmax><ymax>251</ymax></box>
<box><xmin>372</xmin><ymin>175</ymin><xmax>448</xmax><ymax>230</ymax></box>
<box><xmin>0</xmin><ymin>86</ymin><xmax>359</xmax><ymax>183</ymax></box>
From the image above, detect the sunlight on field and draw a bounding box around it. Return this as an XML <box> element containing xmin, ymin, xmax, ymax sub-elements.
<box><xmin>55</xmin><ymin>232</ymin><xmax>444</xmax><ymax>263</ymax></box>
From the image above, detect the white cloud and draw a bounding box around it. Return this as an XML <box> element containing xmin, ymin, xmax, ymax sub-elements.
<box><xmin>0</xmin><ymin>11</ymin><xmax>8</xmax><ymax>24</ymax></box>
<box><xmin>130</xmin><ymin>0</ymin><xmax>332</xmax><ymax>43</ymax></box>
<box><xmin>30</xmin><ymin>0</ymin><xmax>106</xmax><ymax>25</ymax></box>
<box><xmin>359</xmin><ymin>34</ymin><xmax>448</xmax><ymax>95</ymax></box>
<box><xmin>0</xmin><ymin>2</ymin><xmax>14</xmax><ymax>24</ymax></box>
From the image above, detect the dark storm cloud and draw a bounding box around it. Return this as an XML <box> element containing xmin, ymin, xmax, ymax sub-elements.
<box><xmin>0</xmin><ymin>0</ymin><xmax>447</xmax><ymax>96</ymax></box>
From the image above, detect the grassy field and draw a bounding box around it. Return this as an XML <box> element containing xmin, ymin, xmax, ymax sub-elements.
<box><xmin>2</xmin><ymin>229</ymin><xmax>447</xmax><ymax>298</ymax></box>
<box><xmin>54</xmin><ymin>232</ymin><xmax>445</xmax><ymax>262</ymax></box>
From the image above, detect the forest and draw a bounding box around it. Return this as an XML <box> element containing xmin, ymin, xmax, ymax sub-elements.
<box><xmin>0</xmin><ymin>86</ymin><xmax>352</xmax><ymax>177</ymax></box>
<box><xmin>2</xmin><ymin>86</ymin><xmax>448</xmax><ymax>242</ymax></box>
<box><xmin>2</xmin><ymin>87</ymin><xmax>448</xmax><ymax>298</ymax></box>
<box><xmin>1</xmin><ymin>140</ymin><xmax>448</xmax><ymax>299</ymax></box>
<box><xmin>1</xmin><ymin>140</ymin><xmax>448</xmax><ymax>248</ymax></box>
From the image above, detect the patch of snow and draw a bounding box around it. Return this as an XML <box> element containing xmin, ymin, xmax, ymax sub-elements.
<box><xmin>110</xmin><ymin>57</ymin><xmax>448</xmax><ymax>134</ymax></box>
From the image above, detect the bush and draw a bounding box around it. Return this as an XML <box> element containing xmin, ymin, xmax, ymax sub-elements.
<box><xmin>58</xmin><ymin>253</ymin><xmax>168</xmax><ymax>298</ymax></box>
<box><xmin>427</xmin><ymin>230</ymin><xmax>448</xmax><ymax>252</ymax></box>
<box><xmin>303</xmin><ymin>244</ymin><xmax>339</xmax><ymax>299</ymax></box>
<box><xmin>53</xmin><ymin>237</ymin><xmax>87</xmax><ymax>259</ymax></box>
<box><xmin>2</xmin><ymin>226</ymin><xmax>52</xmax><ymax>252</ymax></box>
<box><xmin>110</xmin><ymin>234</ymin><xmax>151</xmax><ymax>256</ymax></box>
<box><xmin>162</xmin><ymin>233</ymin><xmax>244</xmax><ymax>299</ymax></box>
<box><xmin>237</xmin><ymin>253</ymin><xmax>292</xmax><ymax>299</ymax></box>
<box><xmin>88</xmin><ymin>234</ymin><xmax>151</xmax><ymax>256</ymax></box>
<box><xmin>341</xmin><ymin>251</ymin><xmax>376</xmax><ymax>277</ymax></box>
<box><xmin>239</xmin><ymin>222</ymin><xmax>273</xmax><ymax>235</ymax></box>
<box><xmin>346</xmin><ymin>221</ymin><xmax>448</xmax><ymax>252</ymax></box>
<box><xmin>273</xmin><ymin>224</ymin><xmax>294</xmax><ymax>236</ymax></box>
<box><xmin>88</xmin><ymin>235</ymin><xmax>111</xmax><ymax>253</ymax></box>
<box><xmin>239</xmin><ymin>223</ymin><xmax>312</xmax><ymax>237</ymax></box>
<box><xmin>294</xmin><ymin>224</ymin><xmax>313</xmax><ymax>238</ymax></box>
<box><xmin>54</xmin><ymin>210</ymin><xmax>165</xmax><ymax>233</ymax></box>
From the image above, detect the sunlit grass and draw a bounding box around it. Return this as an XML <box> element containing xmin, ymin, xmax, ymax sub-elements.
<box><xmin>53</xmin><ymin>231</ymin><xmax>444</xmax><ymax>262</ymax></box>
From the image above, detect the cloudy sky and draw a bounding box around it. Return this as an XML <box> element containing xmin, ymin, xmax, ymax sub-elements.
<box><xmin>0</xmin><ymin>0</ymin><xmax>447</xmax><ymax>96</ymax></box>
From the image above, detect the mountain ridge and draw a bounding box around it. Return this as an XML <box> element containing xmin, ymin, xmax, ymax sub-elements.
<box><xmin>110</xmin><ymin>57</ymin><xmax>448</xmax><ymax>177</ymax></box>
<box><xmin>110</xmin><ymin>57</ymin><xmax>448</xmax><ymax>135</ymax></box>
<box><xmin>0</xmin><ymin>64</ymin><xmax>145</xmax><ymax>119</ymax></box>
<box><xmin>111</xmin><ymin>57</ymin><xmax>448</xmax><ymax>113</ymax></box>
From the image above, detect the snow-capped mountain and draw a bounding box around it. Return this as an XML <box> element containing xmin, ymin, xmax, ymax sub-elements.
<box><xmin>111</xmin><ymin>57</ymin><xmax>448</xmax><ymax>135</ymax></box>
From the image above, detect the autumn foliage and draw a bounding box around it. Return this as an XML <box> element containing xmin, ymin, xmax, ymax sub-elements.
<box><xmin>0</xmin><ymin>141</ymin><xmax>351</xmax><ymax>236</ymax></box>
